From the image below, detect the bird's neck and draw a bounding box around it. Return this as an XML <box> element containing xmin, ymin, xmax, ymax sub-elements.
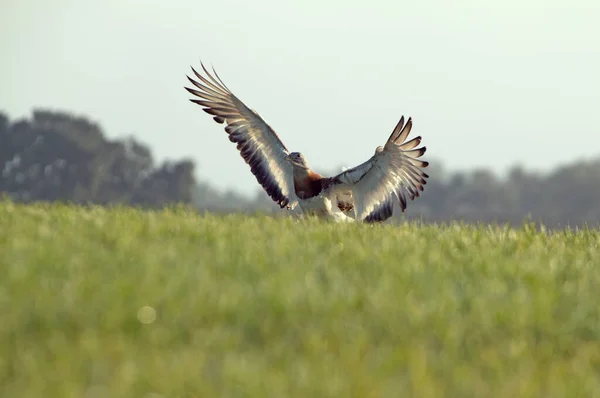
<box><xmin>292</xmin><ymin>166</ymin><xmax>313</xmax><ymax>180</ymax></box>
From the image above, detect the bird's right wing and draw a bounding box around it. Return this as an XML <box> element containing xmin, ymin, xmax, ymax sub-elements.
<box><xmin>185</xmin><ymin>63</ymin><xmax>297</xmax><ymax>210</ymax></box>
<box><xmin>329</xmin><ymin>116</ymin><xmax>429</xmax><ymax>222</ymax></box>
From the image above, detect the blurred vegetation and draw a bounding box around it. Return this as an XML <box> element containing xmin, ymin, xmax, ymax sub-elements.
<box><xmin>2</xmin><ymin>202</ymin><xmax>600</xmax><ymax>397</ymax></box>
<box><xmin>2</xmin><ymin>108</ymin><xmax>600</xmax><ymax>227</ymax></box>
<box><xmin>0</xmin><ymin>110</ymin><xmax>195</xmax><ymax>208</ymax></box>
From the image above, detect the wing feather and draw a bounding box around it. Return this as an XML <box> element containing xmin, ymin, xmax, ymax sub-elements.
<box><xmin>329</xmin><ymin>116</ymin><xmax>429</xmax><ymax>221</ymax></box>
<box><xmin>391</xmin><ymin>116</ymin><xmax>412</xmax><ymax>145</ymax></box>
<box><xmin>364</xmin><ymin>193</ymin><xmax>394</xmax><ymax>223</ymax></box>
<box><xmin>185</xmin><ymin>63</ymin><xmax>297</xmax><ymax>209</ymax></box>
<box><xmin>398</xmin><ymin>136</ymin><xmax>421</xmax><ymax>150</ymax></box>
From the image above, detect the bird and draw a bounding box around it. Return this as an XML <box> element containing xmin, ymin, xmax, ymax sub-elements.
<box><xmin>185</xmin><ymin>62</ymin><xmax>429</xmax><ymax>223</ymax></box>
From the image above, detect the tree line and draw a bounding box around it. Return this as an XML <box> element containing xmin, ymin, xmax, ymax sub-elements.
<box><xmin>1</xmin><ymin>110</ymin><xmax>195</xmax><ymax>207</ymax></box>
<box><xmin>1</xmin><ymin>109</ymin><xmax>599</xmax><ymax>228</ymax></box>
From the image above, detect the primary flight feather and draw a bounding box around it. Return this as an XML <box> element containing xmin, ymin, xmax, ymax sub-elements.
<box><xmin>185</xmin><ymin>62</ymin><xmax>429</xmax><ymax>223</ymax></box>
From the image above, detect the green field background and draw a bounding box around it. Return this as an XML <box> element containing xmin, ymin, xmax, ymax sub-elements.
<box><xmin>1</xmin><ymin>200</ymin><xmax>600</xmax><ymax>397</ymax></box>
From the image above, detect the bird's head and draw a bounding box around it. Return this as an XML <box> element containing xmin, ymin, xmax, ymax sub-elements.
<box><xmin>286</xmin><ymin>152</ymin><xmax>309</xmax><ymax>169</ymax></box>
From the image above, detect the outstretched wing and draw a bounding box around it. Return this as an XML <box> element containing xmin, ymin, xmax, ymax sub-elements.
<box><xmin>185</xmin><ymin>63</ymin><xmax>297</xmax><ymax>209</ymax></box>
<box><xmin>330</xmin><ymin>116</ymin><xmax>428</xmax><ymax>222</ymax></box>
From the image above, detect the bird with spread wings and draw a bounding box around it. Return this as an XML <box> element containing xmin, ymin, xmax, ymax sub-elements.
<box><xmin>185</xmin><ymin>63</ymin><xmax>429</xmax><ymax>223</ymax></box>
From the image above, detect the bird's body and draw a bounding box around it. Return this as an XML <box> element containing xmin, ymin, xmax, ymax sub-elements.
<box><xmin>289</xmin><ymin>169</ymin><xmax>355</xmax><ymax>222</ymax></box>
<box><xmin>185</xmin><ymin>63</ymin><xmax>430</xmax><ymax>223</ymax></box>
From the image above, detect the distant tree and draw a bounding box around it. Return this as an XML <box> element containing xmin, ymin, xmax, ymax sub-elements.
<box><xmin>0</xmin><ymin>109</ymin><xmax>195</xmax><ymax>206</ymax></box>
<box><xmin>401</xmin><ymin>159</ymin><xmax>600</xmax><ymax>228</ymax></box>
<box><xmin>133</xmin><ymin>160</ymin><xmax>196</xmax><ymax>207</ymax></box>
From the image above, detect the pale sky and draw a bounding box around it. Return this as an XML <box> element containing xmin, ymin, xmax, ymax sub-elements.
<box><xmin>2</xmin><ymin>0</ymin><xmax>599</xmax><ymax>195</ymax></box>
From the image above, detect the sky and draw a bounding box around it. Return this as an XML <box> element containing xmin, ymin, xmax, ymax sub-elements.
<box><xmin>2</xmin><ymin>0</ymin><xmax>599</xmax><ymax>195</ymax></box>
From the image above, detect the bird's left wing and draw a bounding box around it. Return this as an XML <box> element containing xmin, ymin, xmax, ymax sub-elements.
<box><xmin>329</xmin><ymin>116</ymin><xmax>428</xmax><ymax>222</ymax></box>
<box><xmin>185</xmin><ymin>63</ymin><xmax>297</xmax><ymax>210</ymax></box>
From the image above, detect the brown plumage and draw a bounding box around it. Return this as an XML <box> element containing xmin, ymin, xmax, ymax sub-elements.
<box><xmin>292</xmin><ymin>171</ymin><xmax>324</xmax><ymax>200</ymax></box>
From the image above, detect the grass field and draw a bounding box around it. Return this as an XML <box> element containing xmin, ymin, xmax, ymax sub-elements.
<box><xmin>1</xmin><ymin>200</ymin><xmax>600</xmax><ymax>397</ymax></box>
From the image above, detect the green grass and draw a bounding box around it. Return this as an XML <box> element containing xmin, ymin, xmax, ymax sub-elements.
<box><xmin>1</xmin><ymin>200</ymin><xmax>600</xmax><ymax>397</ymax></box>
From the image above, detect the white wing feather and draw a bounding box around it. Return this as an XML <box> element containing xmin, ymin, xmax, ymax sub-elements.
<box><xmin>185</xmin><ymin>63</ymin><xmax>298</xmax><ymax>210</ymax></box>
